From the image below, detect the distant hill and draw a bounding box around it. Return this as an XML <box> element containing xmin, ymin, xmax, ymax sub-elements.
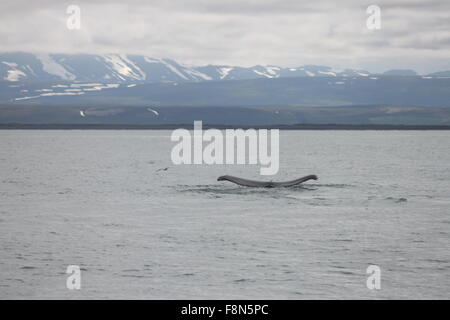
<box><xmin>382</xmin><ymin>69</ymin><xmax>418</xmax><ymax>76</ymax></box>
<box><xmin>2</xmin><ymin>75</ymin><xmax>450</xmax><ymax>107</ymax></box>
<box><xmin>0</xmin><ymin>52</ymin><xmax>406</xmax><ymax>83</ymax></box>
<box><xmin>428</xmin><ymin>71</ymin><xmax>450</xmax><ymax>77</ymax></box>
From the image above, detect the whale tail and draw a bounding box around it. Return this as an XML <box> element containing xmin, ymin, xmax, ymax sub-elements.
<box><xmin>217</xmin><ymin>174</ymin><xmax>317</xmax><ymax>187</ymax></box>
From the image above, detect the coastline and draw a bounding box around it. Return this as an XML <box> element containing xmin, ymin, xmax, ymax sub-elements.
<box><xmin>1</xmin><ymin>123</ymin><xmax>450</xmax><ymax>130</ymax></box>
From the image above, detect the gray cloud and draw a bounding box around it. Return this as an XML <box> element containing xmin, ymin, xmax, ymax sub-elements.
<box><xmin>0</xmin><ymin>0</ymin><xmax>449</xmax><ymax>73</ymax></box>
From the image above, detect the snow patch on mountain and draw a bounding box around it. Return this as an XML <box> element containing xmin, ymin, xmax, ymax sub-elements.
<box><xmin>35</xmin><ymin>54</ymin><xmax>75</xmax><ymax>80</ymax></box>
<box><xmin>253</xmin><ymin>69</ymin><xmax>273</xmax><ymax>78</ymax></box>
<box><xmin>15</xmin><ymin>95</ymin><xmax>41</xmax><ymax>101</ymax></box>
<box><xmin>318</xmin><ymin>70</ymin><xmax>336</xmax><ymax>77</ymax></box>
<box><xmin>143</xmin><ymin>57</ymin><xmax>160</xmax><ymax>64</ymax></box>
<box><xmin>102</xmin><ymin>54</ymin><xmax>145</xmax><ymax>81</ymax></box>
<box><xmin>265</xmin><ymin>66</ymin><xmax>280</xmax><ymax>76</ymax></box>
<box><xmin>158</xmin><ymin>59</ymin><xmax>189</xmax><ymax>80</ymax></box>
<box><xmin>183</xmin><ymin>68</ymin><xmax>212</xmax><ymax>81</ymax></box>
<box><xmin>120</xmin><ymin>55</ymin><xmax>146</xmax><ymax>80</ymax></box>
<box><xmin>2</xmin><ymin>61</ymin><xmax>17</xmax><ymax>68</ymax></box>
<box><xmin>2</xmin><ymin>62</ymin><xmax>26</xmax><ymax>81</ymax></box>
<box><xmin>218</xmin><ymin>67</ymin><xmax>233</xmax><ymax>79</ymax></box>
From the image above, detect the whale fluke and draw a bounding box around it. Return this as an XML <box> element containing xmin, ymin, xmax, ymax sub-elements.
<box><xmin>217</xmin><ymin>175</ymin><xmax>318</xmax><ymax>188</ymax></box>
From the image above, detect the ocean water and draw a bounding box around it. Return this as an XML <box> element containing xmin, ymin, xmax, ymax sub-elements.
<box><xmin>0</xmin><ymin>130</ymin><xmax>449</xmax><ymax>299</ymax></box>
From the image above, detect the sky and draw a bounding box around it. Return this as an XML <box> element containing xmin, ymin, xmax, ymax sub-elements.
<box><xmin>0</xmin><ymin>0</ymin><xmax>449</xmax><ymax>73</ymax></box>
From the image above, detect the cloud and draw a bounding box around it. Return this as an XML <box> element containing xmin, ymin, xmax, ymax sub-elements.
<box><xmin>0</xmin><ymin>0</ymin><xmax>449</xmax><ymax>73</ymax></box>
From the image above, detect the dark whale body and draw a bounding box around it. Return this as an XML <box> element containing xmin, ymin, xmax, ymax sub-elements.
<box><xmin>217</xmin><ymin>175</ymin><xmax>318</xmax><ymax>188</ymax></box>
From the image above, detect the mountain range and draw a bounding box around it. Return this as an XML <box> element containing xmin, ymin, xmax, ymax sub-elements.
<box><xmin>1</xmin><ymin>52</ymin><xmax>450</xmax><ymax>126</ymax></box>
<box><xmin>2</xmin><ymin>52</ymin><xmax>449</xmax><ymax>83</ymax></box>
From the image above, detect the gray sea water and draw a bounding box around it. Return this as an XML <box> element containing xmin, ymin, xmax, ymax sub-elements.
<box><xmin>0</xmin><ymin>130</ymin><xmax>449</xmax><ymax>299</ymax></box>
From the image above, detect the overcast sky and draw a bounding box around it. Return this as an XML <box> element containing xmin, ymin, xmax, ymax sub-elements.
<box><xmin>0</xmin><ymin>0</ymin><xmax>449</xmax><ymax>73</ymax></box>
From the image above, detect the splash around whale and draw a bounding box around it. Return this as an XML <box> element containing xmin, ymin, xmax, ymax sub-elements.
<box><xmin>217</xmin><ymin>174</ymin><xmax>318</xmax><ymax>188</ymax></box>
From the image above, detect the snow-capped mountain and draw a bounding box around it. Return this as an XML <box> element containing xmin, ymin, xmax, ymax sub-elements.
<box><xmin>0</xmin><ymin>52</ymin><xmax>208</xmax><ymax>82</ymax></box>
<box><xmin>0</xmin><ymin>52</ymin><xmax>376</xmax><ymax>83</ymax></box>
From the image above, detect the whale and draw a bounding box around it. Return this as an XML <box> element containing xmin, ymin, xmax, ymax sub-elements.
<box><xmin>217</xmin><ymin>175</ymin><xmax>318</xmax><ymax>188</ymax></box>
